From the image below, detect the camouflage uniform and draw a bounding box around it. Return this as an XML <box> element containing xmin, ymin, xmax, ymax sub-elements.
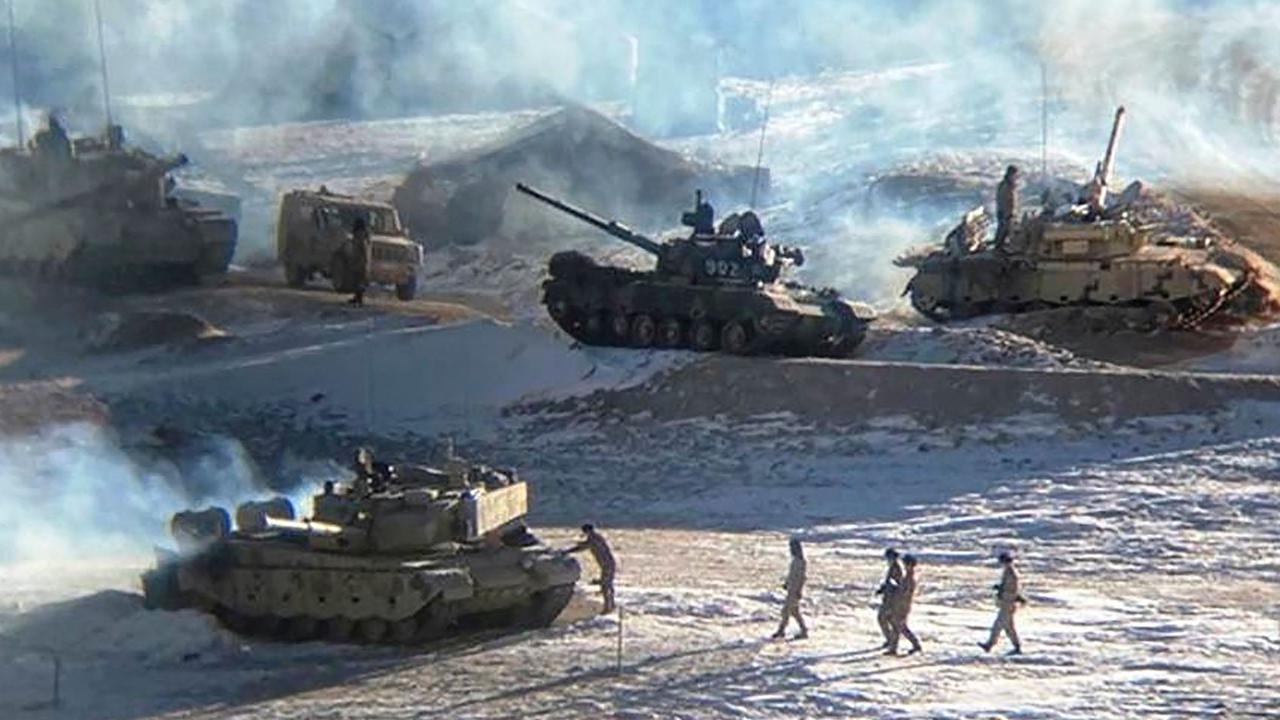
<box><xmin>349</xmin><ymin>216</ymin><xmax>371</xmax><ymax>305</ymax></box>
<box><xmin>994</xmin><ymin>165</ymin><xmax>1019</xmax><ymax>249</ymax></box>
<box><xmin>887</xmin><ymin>554</ymin><xmax>922</xmax><ymax>655</ymax></box>
<box><xmin>876</xmin><ymin>548</ymin><xmax>904</xmax><ymax>646</ymax></box>
<box><xmin>772</xmin><ymin>537</ymin><xmax>809</xmax><ymax>640</ymax></box>
<box><xmin>979</xmin><ymin>553</ymin><xmax>1024</xmax><ymax>654</ymax></box>
<box><xmin>569</xmin><ymin>524</ymin><xmax>616</xmax><ymax>613</ymax></box>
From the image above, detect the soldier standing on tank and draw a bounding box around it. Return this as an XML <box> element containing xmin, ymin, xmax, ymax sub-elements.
<box><xmin>692</xmin><ymin>189</ymin><xmax>716</xmax><ymax>235</ymax></box>
<box><xmin>875</xmin><ymin>547</ymin><xmax>904</xmax><ymax>647</ymax></box>
<box><xmin>568</xmin><ymin>523</ymin><xmax>616</xmax><ymax>614</ymax></box>
<box><xmin>886</xmin><ymin>554</ymin><xmax>922</xmax><ymax>655</ymax></box>
<box><xmin>32</xmin><ymin>111</ymin><xmax>72</xmax><ymax>160</ymax></box>
<box><xmin>772</xmin><ymin>536</ymin><xmax>809</xmax><ymax>640</ymax></box>
<box><xmin>994</xmin><ymin>164</ymin><xmax>1020</xmax><ymax>250</ymax></box>
<box><xmin>348</xmin><ymin>215</ymin><xmax>371</xmax><ymax>305</ymax></box>
<box><xmin>979</xmin><ymin>551</ymin><xmax>1026</xmax><ymax>655</ymax></box>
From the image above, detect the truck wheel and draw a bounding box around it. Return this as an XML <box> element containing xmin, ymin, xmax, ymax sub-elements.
<box><xmin>395</xmin><ymin>276</ymin><xmax>418</xmax><ymax>301</ymax></box>
<box><xmin>330</xmin><ymin>255</ymin><xmax>352</xmax><ymax>293</ymax></box>
<box><xmin>285</xmin><ymin>264</ymin><xmax>308</xmax><ymax>288</ymax></box>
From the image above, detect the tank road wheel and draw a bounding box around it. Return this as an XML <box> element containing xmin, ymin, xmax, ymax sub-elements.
<box><xmin>330</xmin><ymin>255</ymin><xmax>352</xmax><ymax>293</ymax></box>
<box><xmin>691</xmin><ymin>319</ymin><xmax>719</xmax><ymax>352</ymax></box>
<box><xmin>721</xmin><ymin>320</ymin><xmax>753</xmax><ymax>355</ymax></box>
<box><xmin>395</xmin><ymin>275</ymin><xmax>418</xmax><ymax>301</ymax></box>
<box><xmin>357</xmin><ymin>617</ymin><xmax>389</xmax><ymax>644</ymax></box>
<box><xmin>414</xmin><ymin>600</ymin><xmax>456</xmax><ymax>643</ymax></box>
<box><xmin>286</xmin><ymin>615</ymin><xmax>319</xmax><ymax>641</ymax></box>
<box><xmin>216</xmin><ymin>607</ymin><xmax>252</xmax><ymax>635</ymax></box>
<box><xmin>546</xmin><ymin>295</ymin><xmax>573</xmax><ymax>323</ymax></box>
<box><xmin>583</xmin><ymin>312</ymin><xmax>607</xmax><ymax>342</ymax></box>
<box><xmin>658</xmin><ymin>318</ymin><xmax>684</xmax><ymax>348</ymax></box>
<box><xmin>285</xmin><ymin>263</ymin><xmax>308</xmax><ymax>288</ymax></box>
<box><xmin>325</xmin><ymin>616</ymin><xmax>355</xmax><ymax>643</ymax></box>
<box><xmin>515</xmin><ymin>586</ymin><xmax>576</xmax><ymax>629</ymax></box>
<box><xmin>389</xmin><ymin>616</ymin><xmax>419</xmax><ymax>644</ymax></box>
<box><xmin>630</xmin><ymin>314</ymin><xmax>657</xmax><ymax>347</ymax></box>
<box><xmin>252</xmin><ymin>614</ymin><xmax>283</xmax><ymax>638</ymax></box>
<box><xmin>609</xmin><ymin>312</ymin><xmax>630</xmax><ymax>344</ymax></box>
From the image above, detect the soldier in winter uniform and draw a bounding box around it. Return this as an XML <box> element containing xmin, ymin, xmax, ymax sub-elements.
<box><xmin>348</xmin><ymin>215</ymin><xmax>371</xmax><ymax>305</ymax></box>
<box><xmin>568</xmin><ymin>523</ymin><xmax>617</xmax><ymax>614</ymax></box>
<box><xmin>876</xmin><ymin>547</ymin><xmax>904</xmax><ymax>647</ymax></box>
<box><xmin>887</xmin><ymin>554</ymin><xmax>922</xmax><ymax>655</ymax></box>
<box><xmin>772</xmin><ymin>537</ymin><xmax>809</xmax><ymax>640</ymax></box>
<box><xmin>979</xmin><ymin>550</ymin><xmax>1025</xmax><ymax>655</ymax></box>
<box><xmin>994</xmin><ymin>164</ymin><xmax>1020</xmax><ymax>249</ymax></box>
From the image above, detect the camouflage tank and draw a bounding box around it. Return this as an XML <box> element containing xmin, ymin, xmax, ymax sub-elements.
<box><xmin>516</xmin><ymin>183</ymin><xmax>875</xmax><ymax>357</ymax></box>
<box><xmin>0</xmin><ymin>118</ymin><xmax>237</xmax><ymax>290</ymax></box>
<box><xmin>895</xmin><ymin>107</ymin><xmax>1251</xmax><ymax>328</ymax></box>
<box><xmin>141</xmin><ymin>449</ymin><xmax>580</xmax><ymax>645</ymax></box>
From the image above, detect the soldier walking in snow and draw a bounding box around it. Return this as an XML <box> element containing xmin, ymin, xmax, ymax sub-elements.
<box><xmin>876</xmin><ymin>547</ymin><xmax>904</xmax><ymax>647</ymax></box>
<box><xmin>568</xmin><ymin>523</ymin><xmax>617</xmax><ymax>614</ymax></box>
<box><xmin>886</xmin><ymin>554</ymin><xmax>922</xmax><ymax>655</ymax></box>
<box><xmin>979</xmin><ymin>550</ymin><xmax>1025</xmax><ymax>655</ymax></box>
<box><xmin>772</xmin><ymin>536</ymin><xmax>809</xmax><ymax>640</ymax></box>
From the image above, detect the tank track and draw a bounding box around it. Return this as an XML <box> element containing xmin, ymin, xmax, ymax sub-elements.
<box><xmin>908</xmin><ymin>281</ymin><xmax>1251</xmax><ymax>331</ymax></box>
<box><xmin>204</xmin><ymin>584</ymin><xmax>575</xmax><ymax>647</ymax></box>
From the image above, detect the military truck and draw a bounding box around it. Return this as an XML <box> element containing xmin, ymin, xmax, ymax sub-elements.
<box><xmin>516</xmin><ymin>183</ymin><xmax>875</xmax><ymax>357</ymax></box>
<box><xmin>895</xmin><ymin>107</ymin><xmax>1251</xmax><ymax>327</ymax></box>
<box><xmin>142</xmin><ymin>448</ymin><xmax>580</xmax><ymax>645</ymax></box>
<box><xmin>277</xmin><ymin>188</ymin><xmax>423</xmax><ymax>300</ymax></box>
<box><xmin>0</xmin><ymin>119</ymin><xmax>237</xmax><ymax>289</ymax></box>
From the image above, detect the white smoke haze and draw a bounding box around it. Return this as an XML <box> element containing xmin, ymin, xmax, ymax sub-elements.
<box><xmin>0</xmin><ymin>423</ymin><xmax>263</xmax><ymax>563</ymax></box>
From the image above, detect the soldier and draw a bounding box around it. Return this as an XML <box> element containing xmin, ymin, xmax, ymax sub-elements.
<box><xmin>875</xmin><ymin>547</ymin><xmax>904</xmax><ymax>648</ymax></box>
<box><xmin>979</xmin><ymin>550</ymin><xmax>1026</xmax><ymax>655</ymax></box>
<box><xmin>772</xmin><ymin>536</ymin><xmax>809</xmax><ymax>640</ymax></box>
<box><xmin>886</xmin><ymin>554</ymin><xmax>922</xmax><ymax>655</ymax></box>
<box><xmin>32</xmin><ymin>111</ymin><xmax>72</xmax><ymax>160</ymax></box>
<box><xmin>568</xmin><ymin>523</ymin><xmax>616</xmax><ymax>614</ymax></box>
<box><xmin>348</xmin><ymin>215</ymin><xmax>371</xmax><ymax>305</ymax></box>
<box><xmin>351</xmin><ymin>446</ymin><xmax>376</xmax><ymax>495</ymax></box>
<box><xmin>994</xmin><ymin>164</ymin><xmax>1019</xmax><ymax>249</ymax></box>
<box><xmin>692</xmin><ymin>189</ymin><xmax>715</xmax><ymax>235</ymax></box>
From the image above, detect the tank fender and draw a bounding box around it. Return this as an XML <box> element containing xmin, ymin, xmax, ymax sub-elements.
<box><xmin>411</xmin><ymin>567</ymin><xmax>474</xmax><ymax>602</ymax></box>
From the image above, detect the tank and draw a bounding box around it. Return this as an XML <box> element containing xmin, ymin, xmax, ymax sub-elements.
<box><xmin>516</xmin><ymin>183</ymin><xmax>876</xmax><ymax>357</ymax></box>
<box><xmin>895</xmin><ymin>107</ymin><xmax>1252</xmax><ymax>328</ymax></box>
<box><xmin>0</xmin><ymin>119</ymin><xmax>237</xmax><ymax>290</ymax></box>
<box><xmin>141</xmin><ymin>449</ymin><xmax>581</xmax><ymax>645</ymax></box>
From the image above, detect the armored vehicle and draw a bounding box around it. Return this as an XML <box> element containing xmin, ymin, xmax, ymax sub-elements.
<box><xmin>896</xmin><ymin>107</ymin><xmax>1251</xmax><ymax>327</ymax></box>
<box><xmin>142</xmin><ymin>449</ymin><xmax>580</xmax><ymax>645</ymax></box>
<box><xmin>0</xmin><ymin>119</ymin><xmax>237</xmax><ymax>289</ymax></box>
<box><xmin>277</xmin><ymin>188</ymin><xmax>423</xmax><ymax>300</ymax></box>
<box><xmin>516</xmin><ymin>183</ymin><xmax>875</xmax><ymax>357</ymax></box>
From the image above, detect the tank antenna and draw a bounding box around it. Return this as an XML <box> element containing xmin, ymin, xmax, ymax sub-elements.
<box><xmin>749</xmin><ymin>78</ymin><xmax>775</xmax><ymax>209</ymax></box>
<box><xmin>1040</xmin><ymin>61</ymin><xmax>1048</xmax><ymax>178</ymax></box>
<box><xmin>6</xmin><ymin>0</ymin><xmax>21</xmax><ymax>147</ymax></box>
<box><xmin>92</xmin><ymin>0</ymin><xmax>112</xmax><ymax>130</ymax></box>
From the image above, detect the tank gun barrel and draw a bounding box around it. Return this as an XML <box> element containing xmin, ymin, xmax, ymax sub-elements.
<box><xmin>515</xmin><ymin>182</ymin><xmax>662</xmax><ymax>256</ymax></box>
<box><xmin>1098</xmin><ymin>106</ymin><xmax>1125</xmax><ymax>188</ymax></box>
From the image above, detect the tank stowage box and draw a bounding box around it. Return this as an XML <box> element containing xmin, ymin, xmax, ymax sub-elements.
<box><xmin>516</xmin><ymin>183</ymin><xmax>875</xmax><ymax>357</ymax></box>
<box><xmin>277</xmin><ymin>188</ymin><xmax>423</xmax><ymax>300</ymax></box>
<box><xmin>0</xmin><ymin>119</ymin><xmax>237</xmax><ymax>289</ymax></box>
<box><xmin>142</xmin><ymin>450</ymin><xmax>580</xmax><ymax>645</ymax></box>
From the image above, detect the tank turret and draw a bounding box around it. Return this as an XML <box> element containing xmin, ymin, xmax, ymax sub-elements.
<box><xmin>516</xmin><ymin>182</ymin><xmax>874</xmax><ymax>356</ymax></box>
